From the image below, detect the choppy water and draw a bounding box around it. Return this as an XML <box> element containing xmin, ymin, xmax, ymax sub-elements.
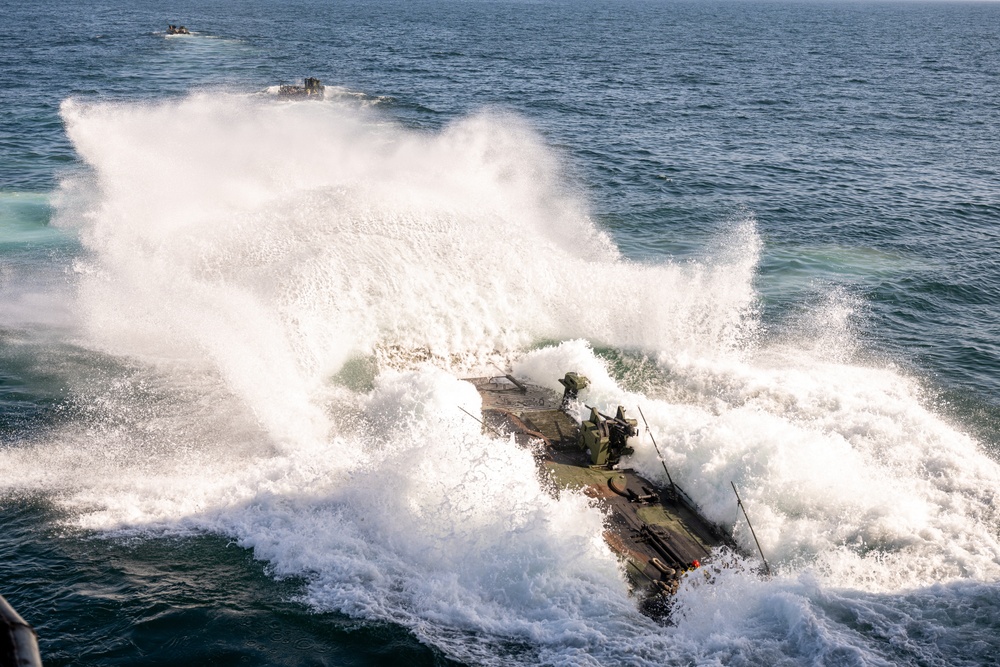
<box><xmin>2</xmin><ymin>1</ymin><xmax>1000</xmax><ymax>665</ymax></box>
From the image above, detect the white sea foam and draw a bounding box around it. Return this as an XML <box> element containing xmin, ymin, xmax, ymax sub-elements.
<box><xmin>1</xmin><ymin>93</ymin><xmax>998</xmax><ymax>664</ymax></box>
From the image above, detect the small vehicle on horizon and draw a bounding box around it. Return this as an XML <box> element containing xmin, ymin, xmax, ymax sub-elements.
<box><xmin>278</xmin><ymin>77</ymin><xmax>325</xmax><ymax>100</ymax></box>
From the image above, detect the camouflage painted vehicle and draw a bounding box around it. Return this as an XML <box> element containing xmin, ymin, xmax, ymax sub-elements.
<box><xmin>278</xmin><ymin>77</ymin><xmax>325</xmax><ymax>100</ymax></box>
<box><xmin>468</xmin><ymin>372</ymin><xmax>738</xmax><ymax>615</ymax></box>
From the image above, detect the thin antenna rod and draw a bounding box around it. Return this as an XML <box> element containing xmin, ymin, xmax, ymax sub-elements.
<box><xmin>491</xmin><ymin>364</ymin><xmax>528</xmax><ymax>393</ymax></box>
<box><xmin>457</xmin><ymin>405</ymin><xmax>505</xmax><ymax>438</ymax></box>
<box><xmin>731</xmin><ymin>481</ymin><xmax>772</xmax><ymax>576</ymax></box>
<box><xmin>637</xmin><ymin>405</ymin><xmax>676</xmax><ymax>499</ymax></box>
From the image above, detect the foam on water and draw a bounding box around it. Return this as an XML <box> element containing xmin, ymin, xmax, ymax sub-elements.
<box><xmin>1</xmin><ymin>94</ymin><xmax>999</xmax><ymax>664</ymax></box>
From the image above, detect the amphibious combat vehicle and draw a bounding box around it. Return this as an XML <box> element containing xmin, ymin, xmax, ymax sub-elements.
<box><xmin>278</xmin><ymin>77</ymin><xmax>325</xmax><ymax>100</ymax></box>
<box><xmin>468</xmin><ymin>371</ymin><xmax>740</xmax><ymax>614</ymax></box>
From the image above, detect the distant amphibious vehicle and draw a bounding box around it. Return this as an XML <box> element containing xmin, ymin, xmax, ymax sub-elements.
<box><xmin>278</xmin><ymin>77</ymin><xmax>325</xmax><ymax>100</ymax></box>
<box><xmin>469</xmin><ymin>372</ymin><xmax>748</xmax><ymax>615</ymax></box>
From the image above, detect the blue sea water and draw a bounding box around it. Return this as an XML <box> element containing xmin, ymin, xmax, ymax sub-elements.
<box><xmin>2</xmin><ymin>0</ymin><xmax>1000</xmax><ymax>665</ymax></box>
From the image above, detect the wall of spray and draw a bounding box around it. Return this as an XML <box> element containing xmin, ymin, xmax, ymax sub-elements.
<box><xmin>0</xmin><ymin>93</ymin><xmax>997</xmax><ymax>665</ymax></box>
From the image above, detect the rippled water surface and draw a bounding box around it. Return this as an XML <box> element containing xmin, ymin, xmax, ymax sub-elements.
<box><xmin>2</xmin><ymin>1</ymin><xmax>1000</xmax><ymax>665</ymax></box>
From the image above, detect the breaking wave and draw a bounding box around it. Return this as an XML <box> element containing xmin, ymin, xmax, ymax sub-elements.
<box><xmin>1</xmin><ymin>93</ymin><xmax>998</xmax><ymax>665</ymax></box>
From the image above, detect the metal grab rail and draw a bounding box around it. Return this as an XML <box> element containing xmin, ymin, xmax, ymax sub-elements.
<box><xmin>1</xmin><ymin>593</ymin><xmax>42</xmax><ymax>667</ymax></box>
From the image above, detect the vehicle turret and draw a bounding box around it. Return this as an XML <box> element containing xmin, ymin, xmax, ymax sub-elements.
<box><xmin>581</xmin><ymin>405</ymin><xmax>637</xmax><ymax>466</ymax></box>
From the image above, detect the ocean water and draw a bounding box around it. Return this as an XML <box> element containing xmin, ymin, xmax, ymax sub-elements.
<box><xmin>2</xmin><ymin>0</ymin><xmax>1000</xmax><ymax>664</ymax></box>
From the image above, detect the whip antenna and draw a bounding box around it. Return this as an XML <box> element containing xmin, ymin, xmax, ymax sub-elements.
<box><xmin>731</xmin><ymin>481</ymin><xmax>772</xmax><ymax>576</ymax></box>
<box><xmin>457</xmin><ymin>405</ymin><xmax>505</xmax><ymax>438</ymax></box>
<box><xmin>637</xmin><ymin>405</ymin><xmax>677</xmax><ymax>500</ymax></box>
<box><xmin>491</xmin><ymin>364</ymin><xmax>528</xmax><ymax>393</ymax></box>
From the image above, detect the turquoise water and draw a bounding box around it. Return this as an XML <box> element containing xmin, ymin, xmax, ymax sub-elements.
<box><xmin>2</xmin><ymin>1</ymin><xmax>1000</xmax><ymax>665</ymax></box>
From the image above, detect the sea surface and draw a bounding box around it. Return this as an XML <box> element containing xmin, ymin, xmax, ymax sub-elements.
<box><xmin>2</xmin><ymin>0</ymin><xmax>1000</xmax><ymax>665</ymax></box>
